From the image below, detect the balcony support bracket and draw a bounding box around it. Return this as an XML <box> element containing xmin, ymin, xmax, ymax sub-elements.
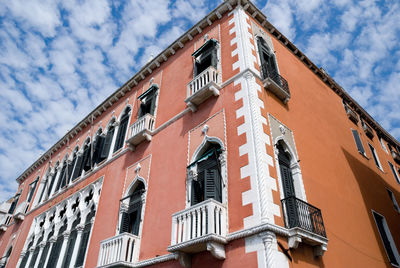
<box><xmin>288</xmin><ymin>235</ymin><xmax>301</xmax><ymax>249</ymax></box>
<box><xmin>207</xmin><ymin>242</ymin><xmax>226</xmax><ymax>260</ymax></box>
<box><xmin>177</xmin><ymin>252</ymin><xmax>191</xmax><ymax>268</ymax></box>
<box><xmin>313</xmin><ymin>244</ymin><xmax>327</xmax><ymax>257</ymax></box>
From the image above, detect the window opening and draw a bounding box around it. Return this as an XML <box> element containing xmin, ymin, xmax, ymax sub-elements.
<box><xmin>47</xmin><ymin>162</ymin><xmax>59</xmax><ymax>197</ymax></box>
<box><xmin>93</xmin><ymin>131</ymin><xmax>105</xmax><ymax>165</ymax></box>
<box><xmin>352</xmin><ymin>129</ymin><xmax>366</xmax><ymax>155</ymax></box>
<box><xmin>190</xmin><ymin>143</ymin><xmax>222</xmax><ymax>206</ymax></box>
<box><xmin>19</xmin><ymin>236</ymin><xmax>34</xmax><ymax>268</ymax></box>
<box><xmin>114</xmin><ymin>107</ymin><xmax>131</xmax><ymax>152</ymax></box>
<box><xmin>138</xmin><ymin>87</ymin><xmax>157</xmax><ymax>118</ymax></box>
<box><xmin>8</xmin><ymin>194</ymin><xmax>20</xmax><ymax>215</ymax></box>
<box><xmin>120</xmin><ymin>182</ymin><xmax>145</xmax><ymax>235</ymax></box>
<box><xmin>62</xmin><ymin>213</ymin><xmax>81</xmax><ymax>268</ymax></box>
<box><xmin>192</xmin><ymin>39</ymin><xmax>218</xmax><ymax>77</ymax></box>
<box><xmin>100</xmin><ymin>124</ymin><xmax>114</xmax><ymax>161</ymax></box>
<box><xmin>368</xmin><ymin>144</ymin><xmax>382</xmax><ymax>170</ymax></box>
<box><xmin>46</xmin><ymin>220</ymin><xmax>67</xmax><ymax>268</ymax></box>
<box><xmin>37</xmin><ymin>227</ymin><xmax>54</xmax><ymax>267</ymax></box>
<box><xmin>28</xmin><ymin>231</ymin><xmax>44</xmax><ymax>268</ymax></box>
<box><xmin>372</xmin><ymin>211</ymin><xmax>400</xmax><ymax>266</ymax></box>
<box><xmin>388</xmin><ymin>161</ymin><xmax>400</xmax><ymax>184</ymax></box>
<box><xmin>387</xmin><ymin>189</ymin><xmax>400</xmax><ymax>213</ymax></box>
<box><xmin>257</xmin><ymin>37</ymin><xmax>279</xmax><ymax>83</ymax></box>
<box><xmin>75</xmin><ymin>207</ymin><xmax>96</xmax><ymax>267</ymax></box>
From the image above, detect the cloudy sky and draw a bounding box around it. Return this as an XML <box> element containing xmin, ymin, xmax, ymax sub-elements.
<box><xmin>0</xmin><ymin>0</ymin><xmax>399</xmax><ymax>201</ymax></box>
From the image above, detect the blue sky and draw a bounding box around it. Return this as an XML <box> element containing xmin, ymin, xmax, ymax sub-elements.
<box><xmin>0</xmin><ymin>0</ymin><xmax>399</xmax><ymax>202</ymax></box>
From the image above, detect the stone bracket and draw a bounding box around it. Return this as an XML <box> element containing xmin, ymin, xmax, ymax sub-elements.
<box><xmin>207</xmin><ymin>241</ymin><xmax>226</xmax><ymax>260</ymax></box>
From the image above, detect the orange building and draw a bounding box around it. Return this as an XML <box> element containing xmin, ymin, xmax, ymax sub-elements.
<box><xmin>1</xmin><ymin>1</ymin><xmax>400</xmax><ymax>267</ymax></box>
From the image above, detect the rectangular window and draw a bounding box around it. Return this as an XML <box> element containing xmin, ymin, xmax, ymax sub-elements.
<box><xmin>379</xmin><ymin>136</ymin><xmax>388</xmax><ymax>153</ymax></box>
<box><xmin>368</xmin><ymin>143</ymin><xmax>383</xmax><ymax>170</ymax></box>
<box><xmin>389</xmin><ymin>161</ymin><xmax>400</xmax><ymax>184</ymax></box>
<box><xmin>387</xmin><ymin>189</ymin><xmax>400</xmax><ymax>213</ymax></box>
<box><xmin>352</xmin><ymin>129</ymin><xmax>366</xmax><ymax>155</ymax></box>
<box><xmin>27</xmin><ymin>178</ymin><xmax>38</xmax><ymax>203</ymax></box>
<box><xmin>372</xmin><ymin>211</ymin><xmax>400</xmax><ymax>266</ymax></box>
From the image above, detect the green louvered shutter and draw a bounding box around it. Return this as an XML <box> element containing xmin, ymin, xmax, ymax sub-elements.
<box><xmin>72</xmin><ymin>154</ymin><xmax>83</xmax><ymax>181</ymax></box>
<box><xmin>120</xmin><ymin>212</ymin><xmax>130</xmax><ymax>233</ymax></box>
<box><xmin>82</xmin><ymin>145</ymin><xmax>91</xmax><ymax>172</ymax></box>
<box><xmin>101</xmin><ymin>127</ymin><xmax>114</xmax><ymax>159</ymax></box>
<box><xmin>211</xmin><ymin>47</ymin><xmax>218</xmax><ymax>69</ymax></box>
<box><xmin>191</xmin><ymin>177</ymin><xmax>204</xmax><ymax>205</ymax></box>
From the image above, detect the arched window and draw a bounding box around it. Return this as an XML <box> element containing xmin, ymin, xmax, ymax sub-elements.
<box><xmin>46</xmin><ymin>218</ymin><xmax>67</xmax><ymax>268</ymax></box>
<box><xmin>189</xmin><ymin>143</ymin><xmax>222</xmax><ymax>205</ymax></box>
<box><xmin>100</xmin><ymin>121</ymin><xmax>115</xmax><ymax>161</ymax></box>
<box><xmin>120</xmin><ymin>182</ymin><xmax>145</xmax><ymax>235</ymax></box>
<box><xmin>65</xmin><ymin>149</ymin><xmax>78</xmax><ymax>186</ymax></box>
<box><xmin>114</xmin><ymin>107</ymin><xmax>131</xmax><ymax>152</ymax></box>
<box><xmin>19</xmin><ymin>236</ymin><xmax>34</xmax><ymax>268</ymax></box>
<box><xmin>75</xmin><ymin>206</ymin><xmax>96</xmax><ymax>267</ymax></box>
<box><xmin>37</xmin><ymin>226</ymin><xmax>54</xmax><ymax>267</ymax></box>
<box><xmin>27</xmin><ymin>231</ymin><xmax>44</xmax><ymax>268</ymax></box>
<box><xmin>92</xmin><ymin>129</ymin><xmax>105</xmax><ymax>165</ymax></box>
<box><xmin>81</xmin><ymin>140</ymin><xmax>92</xmax><ymax>173</ymax></box>
<box><xmin>55</xmin><ymin>158</ymin><xmax>68</xmax><ymax>192</ymax></box>
<box><xmin>47</xmin><ymin>162</ymin><xmax>59</xmax><ymax>197</ymax></box>
<box><xmin>62</xmin><ymin>213</ymin><xmax>80</xmax><ymax>268</ymax></box>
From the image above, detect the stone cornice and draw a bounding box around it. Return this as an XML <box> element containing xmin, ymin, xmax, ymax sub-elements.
<box><xmin>16</xmin><ymin>0</ymin><xmax>399</xmax><ymax>184</ymax></box>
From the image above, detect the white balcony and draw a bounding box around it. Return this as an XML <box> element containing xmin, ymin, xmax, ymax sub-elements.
<box><xmin>97</xmin><ymin>233</ymin><xmax>140</xmax><ymax>267</ymax></box>
<box><xmin>185</xmin><ymin>66</ymin><xmax>220</xmax><ymax>112</ymax></box>
<box><xmin>168</xmin><ymin>199</ymin><xmax>227</xmax><ymax>264</ymax></box>
<box><xmin>126</xmin><ymin>114</ymin><xmax>155</xmax><ymax>150</ymax></box>
<box><xmin>13</xmin><ymin>201</ymin><xmax>28</xmax><ymax>221</ymax></box>
<box><xmin>0</xmin><ymin>214</ymin><xmax>11</xmax><ymax>231</ymax></box>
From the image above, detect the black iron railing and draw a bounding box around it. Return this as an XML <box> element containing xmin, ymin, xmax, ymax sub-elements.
<box><xmin>261</xmin><ymin>63</ymin><xmax>290</xmax><ymax>96</ymax></box>
<box><xmin>281</xmin><ymin>196</ymin><xmax>326</xmax><ymax>238</ymax></box>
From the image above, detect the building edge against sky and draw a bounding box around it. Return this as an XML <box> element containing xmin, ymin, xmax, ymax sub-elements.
<box><xmin>0</xmin><ymin>0</ymin><xmax>400</xmax><ymax>268</ymax></box>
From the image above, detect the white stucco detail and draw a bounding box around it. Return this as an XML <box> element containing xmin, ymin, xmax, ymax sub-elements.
<box><xmin>230</xmin><ymin>5</ymin><xmax>286</xmax><ymax>268</ymax></box>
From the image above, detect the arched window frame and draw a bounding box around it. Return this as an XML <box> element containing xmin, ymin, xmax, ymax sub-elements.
<box><xmin>113</xmin><ymin>105</ymin><xmax>132</xmax><ymax>153</ymax></box>
<box><xmin>47</xmin><ymin>161</ymin><xmax>60</xmax><ymax>198</ymax></box>
<box><xmin>118</xmin><ymin>177</ymin><xmax>147</xmax><ymax>236</ymax></box>
<box><xmin>186</xmin><ymin>136</ymin><xmax>227</xmax><ymax>208</ymax></box>
<box><xmin>54</xmin><ymin>154</ymin><xmax>69</xmax><ymax>194</ymax></box>
<box><xmin>273</xmin><ymin>137</ymin><xmax>307</xmax><ymax>202</ymax></box>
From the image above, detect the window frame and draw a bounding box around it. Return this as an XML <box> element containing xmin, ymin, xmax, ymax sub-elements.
<box><xmin>368</xmin><ymin>143</ymin><xmax>383</xmax><ymax>171</ymax></box>
<box><xmin>372</xmin><ymin>210</ymin><xmax>400</xmax><ymax>266</ymax></box>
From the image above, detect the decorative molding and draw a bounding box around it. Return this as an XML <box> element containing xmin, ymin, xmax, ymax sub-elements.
<box><xmin>207</xmin><ymin>241</ymin><xmax>226</xmax><ymax>260</ymax></box>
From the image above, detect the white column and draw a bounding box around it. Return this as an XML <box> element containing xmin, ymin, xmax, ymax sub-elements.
<box><xmin>55</xmin><ymin>231</ymin><xmax>70</xmax><ymax>267</ymax></box>
<box><xmin>260</xmin><ymin>231</ymin><xmax>276</xmax><ymax>268</ymax></box>
<box><xmin>32</xmin><ymin>242</ymin><xmax>45</xmax><ymax>268</ymax></box>
<box><xmin>68</xmin><ymin>224</ymin><xmax>85</xmax><ymax>268</ymax></box>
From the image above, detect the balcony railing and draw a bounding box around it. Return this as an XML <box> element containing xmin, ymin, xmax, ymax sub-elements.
<box><xmin>97</xmin><ymin>233</ymin><xmax>140</xmax><ymax>267</ymax></box>
<box><xmin>185</xmin><ymin>66</ymin><xmax>220</xmax><ymax>111</ymax></box>
<box><xmin>361</xmin><ymin>121</ymin><xmax>374</xmax><ymax>139</ymax></box>
<box><xmin>13</xmin><ymin>201</ymin><xmax>28</xmax><ymax>221</ymax></box>
<box><xmin>344</xmin><ymin>104</ymin><xmax>359</xmax><ymax>124</ymax></box>
<box><xmin>261</xmin><ymin>63</ymin><xmax>290</xmax><ymax>103</ymax></box>
<box><xmin>169</xmin><ymin>199</ymin><xmax>227</xmax><ymax>260</ymax></box>
<box><xmin>281</xmin><ymin>196</ymin><xmax>326</xmax><ymax>238</ymax></box>
<box><xmin>126</xmin><ymin>114</ymin><xmax>155</xmax><ymax>150</ymax></box>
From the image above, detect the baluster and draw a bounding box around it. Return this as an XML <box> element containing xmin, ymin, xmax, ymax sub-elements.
<box><xmin>196</xmin><ymin>208</ymin><xmax>201</xmax><ymax>238</ymax></box>
<box><xmin>201</xmin><ymin>206</ymin><xmax>207</xmax><ymax>235</ymax></box>
<box><xmin>177</xmin><ymin>216</ymin><xmax>183</xmax><ymax>243</ymax></box>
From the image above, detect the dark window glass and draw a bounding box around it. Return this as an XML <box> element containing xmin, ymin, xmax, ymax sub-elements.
<box><xmin>8</xmin><ymin>194</ymin><xmax>20</xmax><ymax>214</ymax></box>
<box><xmin>46</xmin><ymin>221</ymin><xmax>67</xmax><ymax>268</ymax></box>
<box><xmin>389</xmin><ymin>162</ymin><xmax>400</xmax><ymax>184</ymax></box>
<box><xmin>373</xmin><ymin>212</ymin><xmax>399</xmax><ymax>265</ymax></box>
<box><xmin>27</xmin><ymin>179</ymin><xmax>38</xmax><ymax>203</ymax></box>
<box><xmin>75</xmin><ymin>209</ymin><xmax>96</xmax><ymax>267</ymax></box>
<box><xmin>352</xmin><ymin>129</ymin><xmax>365</xmax><ymax>154</ymax></box>
<box><xmin>62</xmin><ymin>215</ymin><xmax>80</xmax><ymax>268</ymax></box>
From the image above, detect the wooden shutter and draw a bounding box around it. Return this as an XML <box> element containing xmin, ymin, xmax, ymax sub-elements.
<box><xmin>131</xmin><ymin>205</ymin><xmax>142</xmax><ymax>236</ymax></box>
<box><xmin>120</xmin><ymin>212</ymin><xmax>130</xmax><ymax>233</ymax></box>
<box><xmin>114</xmin><ymin>116</ymin><xmax>128</xmax><ymax>152</ymax></box>
<box><xmin>204</xmin><ymin>169</ymin><xmax>218</xmax><ymax>201</ymax></box>
<box><xmin>191</xmin><ymin>178</ymin><xmax>203</xmax><ymax>205</ymax></box>
<box><xmin>82</xmin><ymin>145</ymin><xmax>91</xmax><ymax>172</ymax></box>
<box><xmin>352</xmin><ymin>129</ymin><xmax>365</xmax><ymax>154</ymax></box>
<box><xmin>211</xmin><ymin>47</ymin><xmax>218</xmax><ymax>68</ymax></box>
<box><xmin>101</xmin><ymin>128</ymin><xmax>114</xmax><ymax>159</ymax></box>
<box><xmin>93</xmin><ymin>136</ymin><xmax>105</xmax><ymax>164</ymax></box>
<box><xmin>71</xmin><ymin>155</ymin><xmax>83</xmax><ymax>181</ymax></box>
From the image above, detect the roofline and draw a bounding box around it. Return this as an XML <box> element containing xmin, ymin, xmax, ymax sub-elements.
<box><xmin>16</xmin><ymin>0</ymin><xmax>399</xmax><ymax>183</ymax></box>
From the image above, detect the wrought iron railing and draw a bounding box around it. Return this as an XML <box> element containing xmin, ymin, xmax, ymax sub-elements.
<box><xmin>261</xmin><ymin>63</ymin><xmax>290</xmax><ymax>96</ymax></box>
<box><xmin>281</xmin><ymin>196</ymin><xmax>326</xmax><ymax>238</ymax></box>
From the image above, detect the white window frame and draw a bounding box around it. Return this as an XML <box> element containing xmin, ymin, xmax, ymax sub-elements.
<box><xmin>368</xmin><ymin>143</ymin><xmax>383</xmax><ymax>171</ymax></box>
<box><xmin>372</xmin><ymin>210</ymin><xmax>400</xmax><ymax>267</ymax></box>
